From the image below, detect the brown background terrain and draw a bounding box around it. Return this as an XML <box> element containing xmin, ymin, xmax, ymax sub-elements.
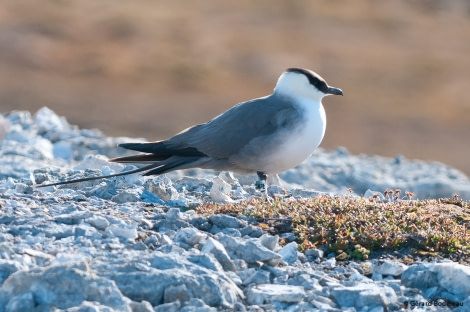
<box><xmin>1</xmin><ymin>1</ymin><xmax>469</xmax><ymax>176</ymax></box>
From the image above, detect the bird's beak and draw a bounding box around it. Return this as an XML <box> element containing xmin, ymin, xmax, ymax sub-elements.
<box><xmin>327</xmin><ymin>87</ymin><xmax>343</xmax><ymax>96</ymax></box>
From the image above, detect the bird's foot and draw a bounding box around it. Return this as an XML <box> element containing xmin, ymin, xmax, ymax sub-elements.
<box><xmin>255</xmin><ymin>180</ymin><xmax>273</xmax><ymax>202</ymax></box>
<box><xmin>255</xmin><ymin>180</ymin><xmax>265</xmax><ymax>191</ymax></box>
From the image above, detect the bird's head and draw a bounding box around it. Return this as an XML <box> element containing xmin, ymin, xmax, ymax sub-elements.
<box><xmin>274</xmin><ymin>68</ymin><xmax>343</xmax><ymax>102</ymax></box>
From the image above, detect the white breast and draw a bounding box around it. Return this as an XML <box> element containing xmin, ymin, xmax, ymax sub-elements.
<box><xmin>261</xmin><ymin>98</ymin><xmax>326</xmax><ymax>174</ymax></box>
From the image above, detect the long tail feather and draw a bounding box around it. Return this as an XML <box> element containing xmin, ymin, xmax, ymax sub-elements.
<box><xmin>109</xmin><ymin>153</ymin><xmax>168</xmax><ymax>163</ymax></box>
<box><xmin>118</xmin><ymin>142</ymin><xmax>206</xmax><ymax>157</ymax></box>
<box><xmin>34</xmin><ymin>162</ymin><xmax>162</xmax><ymax>188</ymax></box>
<box><xmin>143</xmin><ymin>156</ymin><xmax>202</xmax><ymax>176</ymax></box>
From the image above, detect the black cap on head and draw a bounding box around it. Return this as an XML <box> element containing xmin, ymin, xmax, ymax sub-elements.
<box><xmin>286</xmin><ymin>68</ymin><xmax>343</xmax><ymax>96</ymax></box>
<box><xmin>286</xmin><ymin>68</ymin><xmax>329</xmax><ymax>93</ymax></box>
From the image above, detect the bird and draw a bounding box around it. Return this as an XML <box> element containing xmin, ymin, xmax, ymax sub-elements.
<box><xmin>36</xmin><ymin>68</ymin><xmax>343</xmax><ymax>195</ymax></box>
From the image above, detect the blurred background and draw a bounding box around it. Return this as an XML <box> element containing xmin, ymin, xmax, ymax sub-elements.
<box><xmin>1</xmin><ymin>0</ymin><xmax>469</xmax><ymax>176</ymax></box>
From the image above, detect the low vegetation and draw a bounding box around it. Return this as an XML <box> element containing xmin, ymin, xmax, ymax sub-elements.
<box><xmin>196</xmin><ymin>193</ymin><xmax>470</xmax><ymax>261</ymax></box>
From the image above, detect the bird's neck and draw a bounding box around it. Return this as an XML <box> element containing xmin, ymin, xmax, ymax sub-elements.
<box><xmin>274</xmin><ymin>87</ymin><xmax>324</xmax><ymax>105</ymax></box>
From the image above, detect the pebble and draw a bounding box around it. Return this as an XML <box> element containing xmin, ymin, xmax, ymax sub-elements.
<box><xmin>259</xmin><ymin>234</ymin><xmax>279</xmax><ymax>251</ymax></box>
<box><xmin>245</xmin><ymin>284</ymin><xmax>306</xmax><ymax>305</ymax></box>
<box><xmin>370</xmin><ymin>259</ymin><xmax>408</xmax><ymax>277</ymax></box>
<box><xmin>0</xmin><ymin>107</ymin><xmax>468</xmax><ymax>311</ymax></box>
<box><xmin>330</xmin><ymin>283</ymin><xmax>397</xmax><ymax>310</ymax></box>
<box><xmin>278</xmin><ymin>241</ymin><xmax>298</xmax><ymax>264</ymax></box>
<box><xmin>201</xmin><ymin>237</ymin><xmax>236</xmax><ymax>272</ymax></box>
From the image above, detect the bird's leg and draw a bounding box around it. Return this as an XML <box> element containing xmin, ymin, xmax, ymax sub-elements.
<box><xmin>255</xmin><ymin>171</ymin><xmax>268</xmax><ymax>198</ymax></box>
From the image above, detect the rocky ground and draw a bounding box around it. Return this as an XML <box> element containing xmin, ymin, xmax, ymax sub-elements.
<box><xmin>0</xmin><ymin>107</ymin><xmax>469</xmax><ymax>311</ymax></box>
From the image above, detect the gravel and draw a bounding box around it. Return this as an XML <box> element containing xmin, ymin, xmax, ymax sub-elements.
<box><xmin>0</xmin><ymin>107</ymin><xmax>469</xmax><ymax>311</ymax></box>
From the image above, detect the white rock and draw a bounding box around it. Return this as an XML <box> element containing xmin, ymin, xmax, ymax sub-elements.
<box><xmin>349</xmin><ymin>272</ymin><xmax>372</xmax><ymax>283</ymax></box>
<box><xmin>201</xmin><ymin>237</ymin><xmax>236</xmax><ymax>271</ymax></box>
<box><xmin>154</xmin><ymin>301</ymin><xmax>181</xmax><ymax>312</ymax></box>
<box><xmin>0</xmin><ymin>260</ymin><xmax>24</xmax><ymax>284</ymax></box>
<box><xmin>86</xmin><ymin>216</ymin><xmax>110</xmax><ymax>230</ymax></box>
<box><xmin>308</xmin><ymin>292</ymin><xmax>337</xmax><ymax>310</ymax></box>
<box><xmin>210</xmin><ymin>176</ymin><xmax>233</xmax><ymax>203</ymax></box>
<box><xmin>330</xmin><ymin>283</ymin><xmax>397</xmax><ymax>309</ymax></box>
<box><xmin>111</xmin><ymin>189</ymin><xmax>141</xmax><ymax>203</ymax></box>
<box><xmin>242</xmin><ymin>270</ymin><xmax>270</xmax><ymax>286</ymax></box>
<box><xmin>5</xmin><ymin>291</ymin><xmax>35</xmax><ymax>312</ymax></box>
<box><xmin>164</xmin><ymin>284</ymin><xmax>191</xmax><ymax>304</ymax></box>
<box><xmin>305</xmin><ymin>248</ymin><xmax>324</xmax><ymax>259</ymax></box>
<box><xmin>108</xmin><ymin>222</ymin><xmax>138</xmax><ymax>240</ymax></box>
<box><xmin>323</xmin><ymin>258</ymin><xmax>336</xmax><ymax>269</ymax></box>
<box><xmin>431</xmin><ymin>262</ymin><xmax>470</xmax><ymax>301</ymax></box>
<box><xmin>34</xmin><ymin>106</ymin><xmax>68</xmax><ymax>132</ymax></box>
<box><xmin>401</xmin><ymin>263</ymin><xmax>438</xmax><ymax>290</ymax></box>
<box><xmin>371</xmin><ymin>272</ymin><xmax>383</xmax><ymax>281</ymax></box>
<box><xmin>174</xmin><ymin>228</ymin><xmax>204</xmax><ymax>246</ymax></box>
<box><xmin>278</xmin><ymin>242</ymin><xmax>298</xmax><ymax>264</ymax></box>
<box><xmin>2</xmin><ymin>263</ymin><xmax>131</xmax><ymax>311</ymax></box>
<box><xmin>159</xmin><ymin>234</ymin><xmax>173</xmax><ymax>246</ymax></box>
<box><xmin>371</xmin><ymin>260</ymin><xmax>408</xmax><ymax>277</ymax></box>
<box><xmin>259</xmin><ymin>234</ymin><xmax>279</xmax><ymax>251</ymax></box>
<box><xmin>218</xmin><ymin>171</ymin><xmax>237</xmax><ymax>184</ymax></box>
<box><xmin>245</xmin><ymin>284</ymin><xmax>305</xmax><ymax>305</ymax></box>
<box><xmin>144</xmin><ymin>177</ymin><xmax>179</xmax><ymax>201</ymax></box>
<box><xmin>128</xmin><ymin>300</ymin><xmax>154</xmax><ymax>312</ymax></box>
<box><xmin>31</xmin><ymin>136</ymin><xmax>54</xmax><ymax>160</ymax></box>
<box><xmin>209</xmin><ymin>214</ymin><xmax>246</xmax><ymax>229</ymax></box>
<box><xmin>166</xmin><ymin>208</ymin><xmax>181</xmax><ymax>220</ymax></box>
<box><xmin>217</xmin><ymin>235</ymin><xmax>282</xmax><ymax>266</ymax></box>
